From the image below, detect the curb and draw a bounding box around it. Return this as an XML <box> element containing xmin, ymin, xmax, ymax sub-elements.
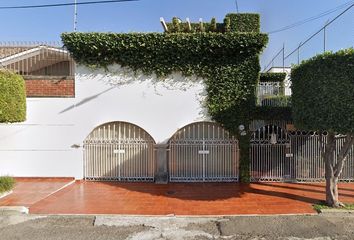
<box><xmin>0</xmin><ymin>190</ymin><xmax>13</xmax><ymax>199</ymax></box>
<box><xmin>319</xmin><ymin>209</ymin><xmax>354</xmax><ymax>214</ymax></box>
<box><xmin>0</xmin><ymin>206</ymin><xmax>29</xmax><ymax>215</ymax></box>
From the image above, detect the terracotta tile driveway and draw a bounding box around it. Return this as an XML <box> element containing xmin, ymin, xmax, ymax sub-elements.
<box><xmin>24</xmin><ymin>181</ymin><xmax>354</xmax><ymax>215</ymax></box>
<box><xmin>0</xmin><ymin>178</ymin><xmax>74</xmax><ymax>207</ymax></box>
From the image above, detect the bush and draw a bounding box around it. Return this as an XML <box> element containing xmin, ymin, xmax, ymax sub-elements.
<box><xmin>0</xmin><ymin>176</ymin><xmax>15</xmax><ymax>194</ymax></box>
<box><xmin>291</xmin><ymin>48</ymin><xmax>354</xmax><ymax>133</ymax></box>
<box><xmin>260</xmin><ymin>72</ymin><xmax>287</xmax><ymax>82</ymax></box>
<box><xmin>0</xmin><ymin>70</ymin><xmax>26</xmax><ymax>123</ymax></box>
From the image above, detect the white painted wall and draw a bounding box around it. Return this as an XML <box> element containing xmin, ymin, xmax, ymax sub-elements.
<box><xmin>0</xmin><ymin>64</ymin><xmax>209</xmax><ymax>179</ymax></box>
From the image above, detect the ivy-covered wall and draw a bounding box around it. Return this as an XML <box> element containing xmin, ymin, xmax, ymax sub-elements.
<box><xmin>62</xmin><ymin>13</ymin><xmax>268</xmax><ymax>182</ymax></box>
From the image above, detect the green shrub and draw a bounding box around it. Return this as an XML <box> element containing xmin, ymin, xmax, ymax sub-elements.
<box><xmin>260</xmin><ymin>72</ymin><xmax>287</xmax><ymax>82</ymax></box>
<box><xmin>0</xmin><ymin>176</ymin><xmax>15</xmax><ymax>194</ymax></box>
<box><xmin>0</xmin><ymin>70</ymin><xmax>26</xmax><ymax>123</ymax></box>
<box><xmin>291</xmin><ymin>48</ymin><xmax>354</xmax><ymax>133</ymax></box>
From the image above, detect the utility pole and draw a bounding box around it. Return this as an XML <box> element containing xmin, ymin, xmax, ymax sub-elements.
<box><xmin>323</xmin><ymin>19</ymin><xmax>329</xmax><ymax>52</ymax></box>
<box><xmin>282</xmin><ymin>43</ymin><xmax>285</xmax><ymax>72</ymax></box>
<box><xmin>235</xmin><ymin>0</ymin><xmax>239</xmax><ymax>13</ymax></box>
<box><xmin>297</xmin><ymin>42</ymin><xmax>302</xmax><ymax>65</ymax></box>
<box><xmin>74</xmin><ymin>0</ymin><xmax>78</xmax><ymax>31</ymax></box>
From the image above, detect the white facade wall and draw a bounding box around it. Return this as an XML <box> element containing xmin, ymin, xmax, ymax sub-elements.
<box><xmin>0</xmin><ymin>65</ymin><xmax>209</xmax><ymax>179</ymax></box>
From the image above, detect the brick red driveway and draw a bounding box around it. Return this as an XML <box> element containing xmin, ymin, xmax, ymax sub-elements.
<box><xmin>0</xmin><ymin>178</ymin><xmax>74</xmax><ymax>207</ymax></box>
<box><xmin>18</xmin><ymin>181</ymin><xmax>354</xmax><ymax>215</ymax></box>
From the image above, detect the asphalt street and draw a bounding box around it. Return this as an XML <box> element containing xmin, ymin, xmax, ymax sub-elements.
<box><xmin>0</xmin><ymin>213</ymin><xmax>353</xmax><ymax>240</ymax></box>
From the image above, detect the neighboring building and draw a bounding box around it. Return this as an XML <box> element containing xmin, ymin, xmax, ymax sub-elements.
<box><xmin>0</xmin><ymin>44</ymin><xmax>75</xmax><ymax>97</ymax></box>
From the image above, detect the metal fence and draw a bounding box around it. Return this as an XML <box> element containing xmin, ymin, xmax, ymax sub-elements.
<box><xmin>0</xmin><ymin>41</ymin><xmax>74</xmax><ymax>77</ymax></box>
<box><xmin>84</xmin><ymin>122</ymin><xmax>156</xmax><ymax>182</ymax></box>
<box><xmin>169</xmin><ymin>122</ymin><xmax>239</xmax><ymax>182</ymax></box>
<box><xmin>250</xmin><ymin>125</ymin><xmax>354</xmax><ymax>182</ymax></box>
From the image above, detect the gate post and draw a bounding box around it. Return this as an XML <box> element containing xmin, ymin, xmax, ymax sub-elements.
<box><xmin>154</xmin><ymin>144</ymin><xmax>169</xmax><ymax>184</ymax></box>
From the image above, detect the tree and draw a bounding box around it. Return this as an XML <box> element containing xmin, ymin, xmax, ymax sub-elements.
<box><xmin>291</xmin><ymin>48</ymin><xmax>354</xmax><ymax>207</ymax></box>
<box><xmin>0</xmin><ymin>70</ymin><xmax>26</xmax><ymax>123</ymax></box>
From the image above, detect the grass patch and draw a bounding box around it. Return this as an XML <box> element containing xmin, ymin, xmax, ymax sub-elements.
<box><xmin>0</xmin><ymin>176</ymin><xmax>15</xmax><ymax>194</ymax></box>
<box><xmin>314</xmin><ymin>201</ymin><xmax>354</xmax><ymax>212</ymax></box>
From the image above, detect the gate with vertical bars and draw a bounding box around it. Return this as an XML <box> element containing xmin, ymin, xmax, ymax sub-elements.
<box><xmin>83</xmin><ymin>121</ymin><xmax>156</xmax><ymax>182</ymax></box>
<box><xmin>169</xmin><ymin>122</ymin><xmax>239</xmax><ymax>182</ymax></box>
<box><xmin>250</xmin><ymin>124</ymin><xmax>354</xmax><ymax>182</ymax></box>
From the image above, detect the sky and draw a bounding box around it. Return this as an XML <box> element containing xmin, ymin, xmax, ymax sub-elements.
<box><xmin>0</xmin><ymin>0</ymin><xmax>353</xmax><ymax>70</ymax></box>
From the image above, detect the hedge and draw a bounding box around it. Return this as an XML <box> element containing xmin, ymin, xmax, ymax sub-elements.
<box><xmin>0</xmin><ymin>70</ymin><xmax>26</xmax><ymax>123</ymax></box>
<box><xmin>259</xmin><ymin>72</ymin><xmax>287</xmax><ymax>82</ymax></box>
<box><xmin>291</xmin><ymin>48</ymin><xmax>354</xmax><ymax>133</ymax></box>
<box><xmin>226</xmin><ymin>13</ymin><xmax>260</xmax><ymax>33</ymax></box>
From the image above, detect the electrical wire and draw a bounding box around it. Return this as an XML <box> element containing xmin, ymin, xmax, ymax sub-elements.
<box><xmin>263</xmin><ymin>3</ymin><xmax>354</xmax><ymax>72</ymax></box>
<box><xmin>267</xmin><ymin>0</ymin><xmax>354</xmax><ymax>34</ymax></box>
<box><xmin>284</xmin><ymin>3</ymin><xmax>354</xmax><ymax>60</ymax></box>
<box><xmin>0</xmin><ymin>0</ymin><xmax>139</xmax><ymax>10</ymax></box>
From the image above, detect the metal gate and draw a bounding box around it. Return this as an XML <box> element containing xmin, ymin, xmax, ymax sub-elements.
<box><xmin>169</xmin><ymin>122</ymin><xmax>239</xmax><ymax>182</ymax></box>
<box><xmin>83</xmin><ymin>121</ymin><xmax>155</xmax><ymax>181</ymax></box>
<box><xmin>250</xmin><ymin>125</ymin><xmax>291</xmax><ymax>181</ymax></box>
<box><xmin>250</xmin><ymin>126</ymin><xmax>354</xmax><ymax>182</ymax></box>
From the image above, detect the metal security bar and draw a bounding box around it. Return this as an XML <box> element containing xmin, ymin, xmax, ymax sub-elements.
<box><xmin>0</xmin><ymin>41</ymin><xmax>74</xmax><ymax>77</ymax></box>
<box><xmin>250</xmin><ymin>125</ymin><xmax>291</xmax><ymax>181</ymax></box>
<box><xmin>250</xmin><ymin>126</ymin><xmax>354</xmax><ymax>182</ymax></box>
<box><xmin>84</xmin><ymin>122</ymin><xmax>156</xmax><ymax>182</ymax></box>
<box><xmin>257</xmin><ymin>82</ymin><xmax>281</xmax><ymax>106</ymax></box>
<box><xmin>169</xmin><ymin>122</ymin><xmax>239</xmax><ymax>182</ymax></box>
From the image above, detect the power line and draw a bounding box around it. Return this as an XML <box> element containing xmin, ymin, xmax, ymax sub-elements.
<box><xmin>267</xmin><ymin>0</ymin><xmax>354</xmax><ymax>34</ymax></box>
<box><xmin>263</xmin><ymin>3</ymin><xmax>354</xmax><ymax>72</ymax></box>
<box><xmin>284</xmin><ymin>3</ymin><xmax>354</xmax><ymax>60</ymax></box>
<box><xmin>0</xmin><ymin>0</ymin><xmax>138</xmax><ymax>10</ymax></box>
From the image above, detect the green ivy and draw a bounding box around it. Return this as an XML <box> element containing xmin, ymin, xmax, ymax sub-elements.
<box><xmin>0</xmin><ymin>70</ymin><xmax>26</xmax><ymax>123</ymax></box>
<box><xmin>226</xmin><ymin>13</ymin><xmax>260</xmax><ymax>33</ymax></box>
<box><xmin>62</xmin><ymin>14</ymin><xmax>268</xmax><ymax>182</ymax></box>
<box><xmin>260</xmin><ymin>72</ymin><xmax>287</xmax><ymax>82</ymax></box>
<box><xmin>165</xmin><ymin>13</ymin><xmax>260</xmax><ymax>33</ymax></box>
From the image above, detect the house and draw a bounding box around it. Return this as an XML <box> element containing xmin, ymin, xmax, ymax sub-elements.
<box><xmin>0</xmin><ymin>14</ymin><xmax>352</xmax><ymax>183</ymax></box>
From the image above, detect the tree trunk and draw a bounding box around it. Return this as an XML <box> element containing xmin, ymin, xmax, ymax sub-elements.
<box><xmin>322</xmin><ymin>132</ymin><xmax>354</xmax><ymax>207</ymax></box>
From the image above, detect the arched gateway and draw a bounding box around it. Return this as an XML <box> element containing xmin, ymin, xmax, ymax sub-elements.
<box><xmin>168</xmin><ymin>122</ymin><xmax>239</xmax><ymax>182</ymax></box>
<box><xmin>83</xmin><ymin>121</ymin><xmax>155</xmax><ymax>181</ymax></box>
